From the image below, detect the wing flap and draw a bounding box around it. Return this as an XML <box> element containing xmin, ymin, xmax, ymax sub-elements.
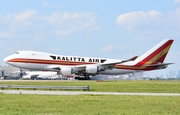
<box><xmin>45</xmin><ymin>65</ymin><xmax>61</xmax><ymax>70</ymax></box>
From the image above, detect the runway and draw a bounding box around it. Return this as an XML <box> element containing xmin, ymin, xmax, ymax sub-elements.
<box><xmin>1</xmin><ymin>90</ymin><xmax>180</xmax><ymax>96</ymax></box>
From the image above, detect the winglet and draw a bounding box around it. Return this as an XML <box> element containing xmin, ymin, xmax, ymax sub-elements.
<box><xmin>122</xmin><ymin>56</ymin><xmax>138</xmax><ymax>63</ymax></box>
<box><xmin>129</xmin><ymin>56</ymin><xmax>138</xmax><ymax>61</ymax></box>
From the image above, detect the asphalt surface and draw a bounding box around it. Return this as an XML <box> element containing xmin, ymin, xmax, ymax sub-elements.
<box><xmin>1</xmin><ymin>90</ymin><xmax>180</xmax><ymax>96</ymax></box>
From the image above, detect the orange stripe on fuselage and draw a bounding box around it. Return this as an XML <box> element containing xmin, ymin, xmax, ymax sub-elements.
<box><xmin>8</xmin><ymin>58</ymin><xmax>96</xmax><ymax>66</ymax></box>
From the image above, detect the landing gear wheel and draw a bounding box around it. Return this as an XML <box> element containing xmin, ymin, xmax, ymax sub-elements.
<box><xmin>19</xmin><ymin>69</ymin><xmax>23</xmax><ymax>80</ymax></box>
<box><xmin>75</xmin><ymin>74</ymin><xmax>91</xmax><ymax>80</ymax></box>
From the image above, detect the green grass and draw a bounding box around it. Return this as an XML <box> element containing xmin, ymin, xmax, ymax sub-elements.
<box><xmin>0</xmin><ymin>80</ymin><xmax>180</xmax><ymax>93</ymax></box>
<box><xmin>0</xmin><ymin>94</ymin><xmax>180</xmax><ymax>115</ymax></box>
<box><xmin>1</xmin><ymin>80</ymin><xmax>180</xmax><ymax>114</ymax></box>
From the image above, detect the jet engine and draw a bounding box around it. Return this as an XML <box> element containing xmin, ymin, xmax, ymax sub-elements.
<box><xmin>86</xmin><ymin>65</ymin><xmax>98</xmax><ymax>74</ymax></box>
<box><xmin>60</xmin><ymin>67</ymin><xmax>72</xmax><ymax>75</ymax></box>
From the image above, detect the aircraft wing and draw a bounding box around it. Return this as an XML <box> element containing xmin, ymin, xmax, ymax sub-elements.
<box><xmin>75</xmin><ymin>56</ymin><xmax>138</xmax><ymax>70</ymax></box>
<box><xmin>100</xmin><ymin>56</ymin><xmax>138</xmax><ymax>66</ymax></box>
<box><xmin>76</xmin><ymin>56</ymin><xmax>138</xmax><ymax>68</ymax></box>
<box><xmin>46</xmin><ymin>56</ymin><xmax>138</xmax><ymax>72</ymax></box>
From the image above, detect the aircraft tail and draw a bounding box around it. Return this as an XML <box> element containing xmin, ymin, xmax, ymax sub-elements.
<box><xmin>135</xmin><ymin>39</ymin><xmax>174</xmax><ymax>66</ymax></box>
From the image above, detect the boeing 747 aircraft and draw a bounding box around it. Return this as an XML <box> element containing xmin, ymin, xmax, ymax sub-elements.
<box><xmin>3</xmin><ymin>39</ymin><xmax>174</xmax><ymax>80</ymax></box>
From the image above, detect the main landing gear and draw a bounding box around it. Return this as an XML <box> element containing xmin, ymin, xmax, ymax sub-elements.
<box><xmin>19</xmin><ymin>69</ymin><xmax>24</xmax><ymax>80</ymax></box>
<box><xmin>75</xmin><ymin>73</ymin><xmax>91</xmax><ymax>80</ymax></box>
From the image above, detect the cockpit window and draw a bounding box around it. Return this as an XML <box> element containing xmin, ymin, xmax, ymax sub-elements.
<box><xmin>15</xmin><ymin>52</ymin><xmax>19</xmax><ymax>54</ymax></box>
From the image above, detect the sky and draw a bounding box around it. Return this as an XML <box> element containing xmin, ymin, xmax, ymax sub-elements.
<box><xmin>0</xmin><ymin>0</ymin><xmax>180</xmax><ymax>77</ymax></box>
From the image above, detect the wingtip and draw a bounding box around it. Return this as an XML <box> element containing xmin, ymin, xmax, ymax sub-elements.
<box><xmin>130</xmin><ymin>56</ymin><xmax>138</xmax><ymax>61</ymax></box>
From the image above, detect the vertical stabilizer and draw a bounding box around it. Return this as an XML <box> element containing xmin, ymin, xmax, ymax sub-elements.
<box><xmin>135</xmin><ymin>39</ymin><xmax>174</xmax><ymax>64</ymax></box>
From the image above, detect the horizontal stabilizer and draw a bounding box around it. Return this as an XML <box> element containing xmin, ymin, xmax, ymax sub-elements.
<box><xmin>145</xmin><ymin>63</ymin><xmax>174</xmax><ymax>67</ymax></box>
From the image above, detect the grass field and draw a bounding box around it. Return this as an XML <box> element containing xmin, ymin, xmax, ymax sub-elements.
<box><xmin>0</xmin><ymin>80</ymin><xmax>180</xmax><ymax>115</ymax></box>
<box><xmin>0</xmin><ymin>80</ymin><xmax>180</xmax><ymax>93</ymax></box>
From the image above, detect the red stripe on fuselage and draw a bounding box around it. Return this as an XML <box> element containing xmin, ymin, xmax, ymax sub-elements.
<box><xmin>8</xmin><ymin>58</ymin><xmax>96</xmax><ymax>66</ymax></box>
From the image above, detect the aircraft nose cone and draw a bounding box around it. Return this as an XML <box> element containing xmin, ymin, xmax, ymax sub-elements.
<box><xmin>3</xmin><ymin>57</ymin><xmax>8</xmax><ymax>62</ymax></box>
<box><xmin>3</xmin><ymin>56</ymin><xmax>11</xmax><ymax>63</ymax></box>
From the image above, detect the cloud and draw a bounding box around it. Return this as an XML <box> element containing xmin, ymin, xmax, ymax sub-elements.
<box><xmin>116</xmin><ymin>8</ymin><xmax>180</xmax><ymax>42</ymax></box>
<box><xmin>43</xmin><ymin>2</ymin><xmax>53</xmax><ymax>7</ymax></box>
<box><xmin>116</xmin><ymin>10</ymin><xmax>162</xmax><ymax>30</ymax></box>
<box><xmin>174</xmin><ymin>0</ymin><xmax>180</xmax><ymax>3</ymax></box>
<box><xmin>0</xmin><ymin>31</ymin><xmax>13</xmax><ymax>38</ymax></box>
<box><xmin>42</xmin><ymin>11</ymin><xmax>99</xmax><ymax>34</ymax></box>
<box><xmin>56</xmin><ymin>29</ymin><xmax>71</xmax><ymax>35</ymax></box>
<box><xmin>45</xmin><ymin>11</ymin><xmax>97</xmax><ymax>27</ymax></box>
<box><xmin>0</xmin><ymin>10</ymin><xmax>99</xmax><ymax>38</ymax></box>
<box><xmin>172</xmin><ymin>7</ymin><xmax>180</xmax><ymax>24</ymax></box>
<box><xmin>0</xmin><ymin>9</ymin><xmax>36</xmax><ymax>32</ymax></box>
<box><xmin>100</xmin><ymin>45</ymin><xmax>116</xmax><ymax>52</ymax></box>
<box><xmin>12</xmin><ymin>10</ymin><xmax>36</xmax><ymax>22</ymax></box>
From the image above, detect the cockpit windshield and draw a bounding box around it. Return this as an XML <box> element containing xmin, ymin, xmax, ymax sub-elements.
<box><xmin>15</xmin><ymin>52</ymin><xmax>19</xmax><ymax>54</ymax></box>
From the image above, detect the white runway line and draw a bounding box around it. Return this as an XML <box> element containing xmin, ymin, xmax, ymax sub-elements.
<box><xmin>1</xmin><ymin>90</ymin><xmax>180</xmax><ymax>96</ymax></box>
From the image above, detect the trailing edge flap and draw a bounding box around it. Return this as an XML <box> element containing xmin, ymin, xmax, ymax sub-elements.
<box><xmin>46</xmin><ymin>65</ymin><xmax>61</xmax><ymax>70</ymax></box>
<box><xmin>145</xmin><ymin>63</ymin><xmax>174</xmax><ymax>67</ymax></box>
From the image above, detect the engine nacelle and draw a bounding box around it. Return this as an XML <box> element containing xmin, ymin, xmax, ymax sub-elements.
<box><xmin>60</xmin><ymin>67</ymin><xmax>72</xmax><ymax>75</ymax></box>
<box><xmin>86</xmin><ymin>65</ymin><xmax>98</xmax><ymax>74</ymax></box>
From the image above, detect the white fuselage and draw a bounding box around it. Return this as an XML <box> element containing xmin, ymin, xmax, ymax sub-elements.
<box><xmin>4</xmin><ymin>51</ymin><xmax>137</xmax><ymax>75</ymax></box>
